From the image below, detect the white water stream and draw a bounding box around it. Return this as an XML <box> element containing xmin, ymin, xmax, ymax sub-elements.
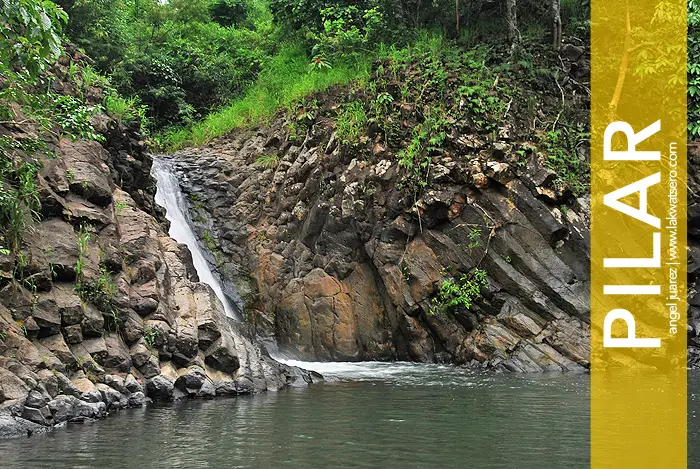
<box><xmin>152</xmin><ymin>158</ymin><xmax>239</xmax><ymax>320</ymax></box>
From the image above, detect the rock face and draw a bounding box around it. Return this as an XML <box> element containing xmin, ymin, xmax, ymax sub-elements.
<box><xmin>170</xmin><ymin>105</ymin><xmax>591</xmax><ymax>372</ymax></box>
<box><xmin>0</xmin><ymin>72</ymin><xmax>313</xmax><ymax>440</ymax></box>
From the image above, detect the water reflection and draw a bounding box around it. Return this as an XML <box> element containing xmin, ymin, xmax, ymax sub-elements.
<box><xmin>5</xmin><ymin>365</ymin><xmax>700</xmax><ymax>468</ymax></box>
<box><xmin>0</xmin><ymin>364</ymin><xmax>596</xmax><ymax>468</ymax></box>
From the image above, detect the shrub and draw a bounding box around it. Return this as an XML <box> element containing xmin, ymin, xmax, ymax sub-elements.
<box><xmin>336</xmin><ymin>101</ymin><xmax>368</xmax><ymax>144</ymax></box>
<box><xmin>0</xmin><ymin>0</ymin><xmax>67</xmax><ymax>77</ymax></box>
<box><xmin>432</xmin><ymin>268</ymin><xmax>488</xmax><ymax>315</ymax></box>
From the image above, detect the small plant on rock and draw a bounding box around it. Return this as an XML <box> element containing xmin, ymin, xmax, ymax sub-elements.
<box><xmin>144</xmin><ymin>328</ymin><xmax>160</xmax><ymax>348</ymax></box>
<box><xmin>336</xmin><ymin>101</ymin><xmax>367</xmax><ymax>145</ymax></box>
<box><xmin>256</xmin><ymin>154</ymin><xmax>279</xmax><ymax>170</ymax></box>
<box><xmin>431</xmin><ymin>268</ymin><xmax>488</xmax><ymax>316</ymax></box>
<box><xmin>468</xmin><ymin>226</ymin><xmax>482</xmax><ymax>251</ymax></box>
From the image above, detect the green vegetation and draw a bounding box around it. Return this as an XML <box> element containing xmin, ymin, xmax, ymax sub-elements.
<box><xmin>73</xmin><ymin>224</ymin><xmax>121</xmax><ymax>330</ymax></box>
<box><xmin>690</xmin><ymin>1</ymin><xmax>700</xmax><ymax>137</ymax></box>
<box><xmin>336</xmin><ymin>101</ymin><xmax>368</xmax><ymax>145</ymax></box>
<box><xmin>144</xmin><ymin>327</ymin><xmax>160</xmax><ymax>348</ymax></box>
<box><xmin>538</xmin><ymin>128</ymin><xmax>590</xmax><ymax>196</ymax></box>
<box><xmin>41</xmin><ymin>0</ymin><xmax>589</xmax><ymax>151</ymax></box>
<box><xmin>75</xmin><ymin>225</ymin><xmax>91</xmax><ymax>280</ymax></box>
<box><xmin>164</xmin><ymin>44</ymin><xmax>371</xmax><ymax>149</ymax></box>
<box><xmin>56</xmin><ymin>0</ymin><xmax>277</xmax><ymax>129</ymax></box>
<box><xmin>256</xmin><ymin>153</ymin><xmax>280</xmax><ymax>170</ymax></box>
<box><xmin>0</xmin><ymin>2</ymin><xmax>141</xmax><ymax>262</ymax></box>
<box><xmin>431</xmin><ymin>268</ymin><xmax>489</xmax><ymax>316</ymax></box>
<box><xmin>0</xmin><ymin>0</ymin><xmax>67</xmax><ymax>78</ymax></box>
<box><xmin>104</xmin><ymin>93</ymin><xmax>147</xmax><ymax>129</ymax></box>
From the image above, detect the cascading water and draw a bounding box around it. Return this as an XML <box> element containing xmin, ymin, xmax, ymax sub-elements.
<box><xmin>152</xmin><ymin>157</ymin><xmax>240</xmax><ymax>320</ymax></box>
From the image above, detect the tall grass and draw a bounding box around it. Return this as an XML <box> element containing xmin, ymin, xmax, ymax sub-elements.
<box><xmin>161</xmin><ymin>43</ymin><xmax>372</xmax><ymax>151</ymax></box>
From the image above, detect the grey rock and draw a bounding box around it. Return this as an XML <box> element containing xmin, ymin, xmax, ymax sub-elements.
<box><xmin>124</xmin><ymin>374</ymin><xmax>142</xmax><ymax>394</ymax></box>
<box><xmin>146</xmin><ymin>375</ymin><xmax>174</xmax><ymax>400</ymax></box>
<box><xmin>127</xmin><ymin>391</ymin><xmax>147</xmax><ymax>407</ymax></box>
<box><xmin>96</xmin><ymin>383</ymin><xmax>123</xmax><ymax>409</ymax></box>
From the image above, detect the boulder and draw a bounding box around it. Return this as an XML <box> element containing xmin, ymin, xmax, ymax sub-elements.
<box><xmin>174</xmin><ymin>366</ymin><xmax>207</xmax><ymax>395</ymax></box>
<box><xmin>60</xmin><ymin>139</ymin><xmax>113</xmax><ymax>207</ymax></box>
<box><xmin>54</xmin><ymin>284</ymin><xmax>84</xmax><ymax>325</ymax></box>
<box><xmin>146</xmin><ymin>374</ymin><xmax>174</xmax><ymax>400</ymax></box>
<box><xmin>38</xmin><ymin>334</ymin><xmax>76</xmax><ymax>369</ymax></box>
<box><xmin>204</xmin><ymin>337</ymin><xmax>240</xmax><ymax>374</ymax></box>
<box><xmin>0</xmin><ymin>368</ymin><xmax>29</xmax><ymax>403</ymax></box>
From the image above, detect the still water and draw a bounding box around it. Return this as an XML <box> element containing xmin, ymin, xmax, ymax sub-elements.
<box><xmin>0</xmin><ymin>363</ymin><xmax>698</xmax><ymax>468</ymax></box>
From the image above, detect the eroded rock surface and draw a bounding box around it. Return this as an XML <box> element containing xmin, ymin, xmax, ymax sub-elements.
<box><xmin>0</xmin><ymin>72</ymin><xmax>313</xmax><ymax>440</ymax></box>
<box><xmin>171</xmin><ymin>108</ymin><xmax>591</xmax><ymax>372</ymax></box>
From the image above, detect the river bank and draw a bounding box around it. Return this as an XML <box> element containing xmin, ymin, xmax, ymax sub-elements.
<box><xmin>0</xmin><ymin>362</ymin><xmax>591</xmax><ymax>468</ymax></box>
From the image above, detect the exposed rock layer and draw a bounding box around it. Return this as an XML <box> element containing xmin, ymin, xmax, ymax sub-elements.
<box><xmin>0</xmin><ymin>55</ymin><xmax>312</xmax><ymax>439</ymax></box>
<box><xmin>171</xmin><ymin>112</ymin><xmax>592</xmax><ymax>372</ymax></box>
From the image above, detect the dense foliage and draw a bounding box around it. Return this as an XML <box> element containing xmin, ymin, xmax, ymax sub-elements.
<box><xmin>0</xmin><ymin>2</ymin><xmax>122</xmax><ymax>257</ymax></box>
<box><xmin>48</xmin><ymin>0</ymin><xmax>589</xmax><ymax>135</ymax></box>
<box><xmin>1</xmin><ymin>0</ymin><xmax>67</xmax><ymax>77</ymax></box>
<box><xmin>54</xmin><ymin>0</ymin><xmax>275</xmax><ymax>128</ymax></box>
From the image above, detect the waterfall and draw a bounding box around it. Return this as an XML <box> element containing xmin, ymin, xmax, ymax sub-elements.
<box><xmin>151</xmin><ymin>157</ymin><xmax>240</xmax><ymax>320</ymax></box>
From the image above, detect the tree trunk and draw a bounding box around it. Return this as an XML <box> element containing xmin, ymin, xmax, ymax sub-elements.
<box><xmin>505</xmin><ymin>0</ymin><xmax>518</xmax><ymax>46</ymax></box>
<box><xmin>552</xmin><ymin>0</ymin><xmax>562</xmax><ymax>49</ymax></box>
<box><xmin>455</xmin><ymin>0</ymin><xmax>460</xmax><ymax>39</ymax></box>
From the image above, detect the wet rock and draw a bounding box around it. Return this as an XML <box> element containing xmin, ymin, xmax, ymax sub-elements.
<box><xmin>104</xmin><ymin>374</ymin><xmax>127</xmax><ymax>394</ymax></box>
<box><xmin>0</xmin><ymin>415</ymin><xmax>45</xmax><ymax>439</ymax></box>
<box><xmin>31</xmin><ymin>300</ymin><xmax>62</xmax><ymax>337</ymax></box>
<box><xmin>102</xmin><ymin>333</ymin><xmax>132</xmax><ymax>372</ymax></box>
<box><xmin>60</xmin><ymin>139</ymin><xmax>113</xmax><ymax>207</ymax></box>
<box><xmin>54</xmin><ymin>371</ymin><xmax>81</xmax><ymax>398</ymax></box>
<box><xmin>47</xmin><ymin>395</ymin><xmax>73</xmax><ymax>423</ymax></box>
<box><xmin>72</xmin><ymin>399</ymin><xmax>107</xmax><ymax>421</ymax></box>
<box><xmin>146</xmin><ymin>375</ymin><xmax>175</xmax><ymax>400</ymax></box>
<box><xmin>127</xmin><ymin>391</ymin><xmax>147</xmax><ymax>407</ymax></box>
<box><xmin>62</xmin><ymin>325</ymin><xmax>83</xmax><ymax>344</ymax></box>
<box><xmin>204</xmin><ymin>338</ymin><xmax>239</xmax><ymax>374</ymax></box>
<box><xmin>96</xmin><ymin>383</ymin><xmax>123</xmax><ymax>409</ymax></box>
<box><xmin>130</xmin><ymin>342</ymin><xmax>160</xmax><ymax>379</ymax></box>
<box><xmin>25</xmin><ymin>390</ymin><xmax>48</xmax><ymax>408</ymax></box>
<box><xmin>124</xmin><ymin>374</ymin><xmax>143</xmax><ymax>394</ymax></box>
<box><xmin>30</xmin><ymin>219</ymin><xmax>79</xmax><ymax>281</ymax></box>
<box><xmin>21</xmin><ymin>406</ymin><xmax>51</xmax><ymax>425</ymax></box>
<box><xmin>174</xmin><ymin>366</ymin><xmax>207</xmax><ymax>395</ymax></box>
<box><xmin>38</xmin><ymin>334</ymin><xmax>76</xmax><ymax>368</ymax></box>
<box><xmin>81</xmin><ymin>304</ymin><xmax>104</xmax><ymax>338</ymax></box>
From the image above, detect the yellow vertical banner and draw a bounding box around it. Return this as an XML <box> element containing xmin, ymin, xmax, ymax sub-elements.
<box><xmin>591</xmin><ymin>1</ymin><xmax>687</xmax><ymax>468</ymax></box>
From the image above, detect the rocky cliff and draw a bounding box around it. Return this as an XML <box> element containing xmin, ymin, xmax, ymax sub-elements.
<box><xmin>0</xmin><ymin>48</ymin><xmax>310</xmax><ymax>439</ymax></box>
<box><xmin>169</xmin><ymin>43</ymin><xmax>593</xmax><ymax>372</ymax></box>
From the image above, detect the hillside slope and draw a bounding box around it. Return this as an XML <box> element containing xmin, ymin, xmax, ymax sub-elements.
<box><xmin>0</xmin><ymin>47</ymin><xmax>309</xmax><ymax>439</ymax></box>
<box><xmin>170</xmin><ymin>40</ymin><xmax>594</xmax><ymax>370</ymax></box>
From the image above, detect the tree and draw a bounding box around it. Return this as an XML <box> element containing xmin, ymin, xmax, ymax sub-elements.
<box><xmin>551</xmin><ymin>0</ymin><xmax>562</xmax><ymax>49</ymax></box>
<box><xmin>689</xmin><ymin>0</ymin><xmax>700</xmax><ymax>137</ymax></box>
<box><xmin>0</xmin><ymin>0</ymin><xmax>67</xmax><ymax>77</ymax></box>
<box><xmin>61</xmin><ymin>0</ymin><xmax>130</xmax><ymax>72</ymax></box>
<box><xmin>505</xmin><ymin>0</ymin><xmax>519</xmax><ymax>46</ymax></box>
<box><xmin>210</xmin><ymin>0</ymin><xmax>248</xmax><ymax>28</ymax></box>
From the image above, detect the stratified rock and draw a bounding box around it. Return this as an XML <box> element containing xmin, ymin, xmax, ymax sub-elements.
<box><xmin>168</xmin><ymin>101</ymin><xmax>592</xmax><ymax>369</ymax></box>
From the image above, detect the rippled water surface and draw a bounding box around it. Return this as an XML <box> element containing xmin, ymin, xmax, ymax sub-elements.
<box><xmin>1</xmin><ymin>363</ymin><xmax>696</xmax><ymax>468</ymax></box>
